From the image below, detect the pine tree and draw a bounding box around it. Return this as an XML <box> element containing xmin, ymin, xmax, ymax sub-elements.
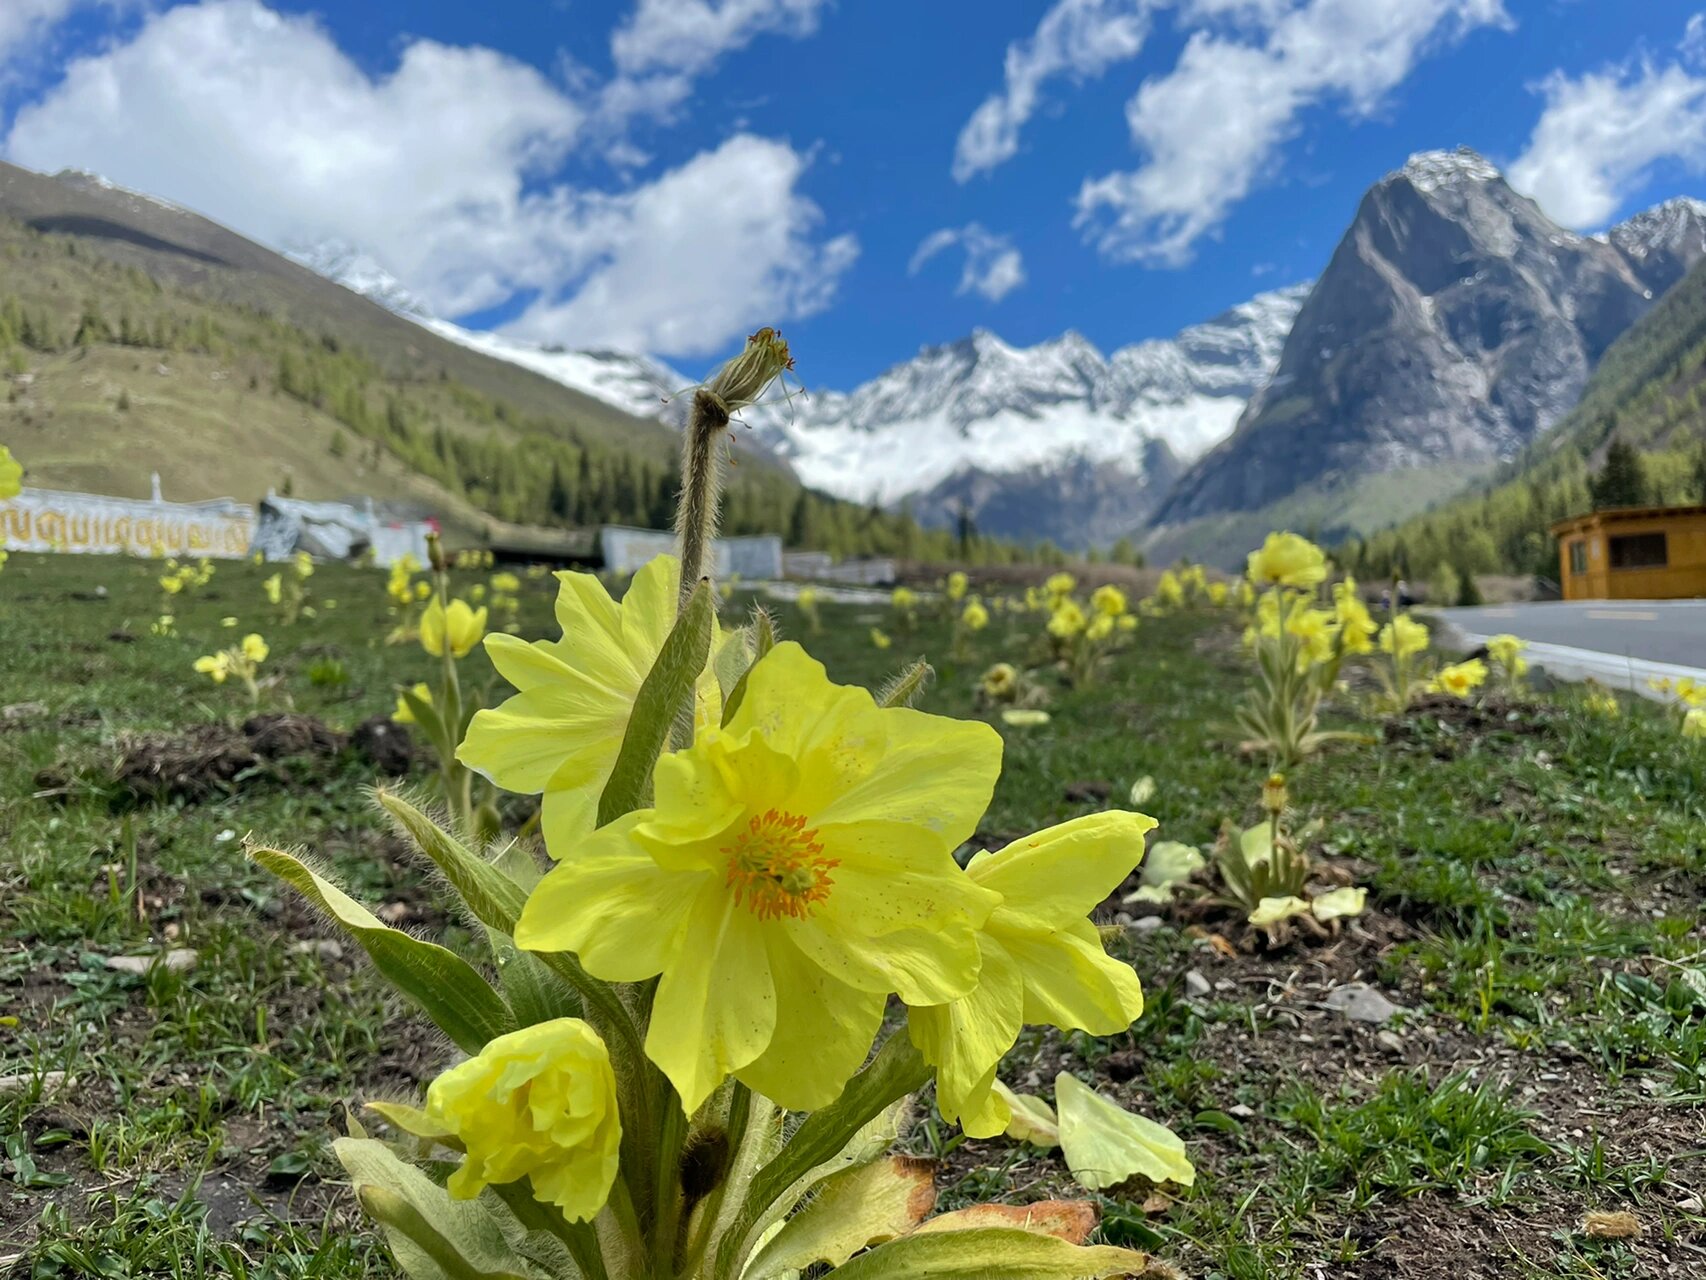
<box><xmin>1590</xmin><ymin>439</ymin><xmax>1650</xmax><ymax>509</ymax></box>
<box><xmin>547</xmin><ymin>459</ymin><xmax>572</xmax><ymax>523</ymax></box>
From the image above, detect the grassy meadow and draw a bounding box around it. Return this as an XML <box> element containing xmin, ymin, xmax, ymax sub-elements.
<box><xmin>1</xmin><ymin>550</ymin><xmax>1704</xmax><ymax>1278</ymax></box>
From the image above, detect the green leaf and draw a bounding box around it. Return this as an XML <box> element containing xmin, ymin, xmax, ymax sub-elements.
<box><xmin>823</xmin><ymin>1227</ymin><xmax>1151</xmax><ymax>1280</ymax></box>
<box><xmin>598</xmin><ymin>579</ymin><xmax>714</xmax><ymax>825</ymax></box>
<box><xmin>400</xmin><ymin>688</ymin><xmax>452</xmax><ymax>760</ymax></box>
<box><xmin>252</xmin><ymin>847</ymin><xmax>514</xmax><ymax>1054</ymax></box>
<box><xmin>745</xmin><ymin>1156</ymin><xmax>937</xmax><ymax>1279</ymax></box>
<box><xmin>375</xmin><ymin>791</ymin><xmax>528</xmax><ymax>932</ymax></box>
<box><xmin>878</xmin><ymin>660</ymin><xmax>932</xmax><ymax>709</ymax></box>
<box><xmin>721</xmin><ymin>605</ymin><xmax>777</xmax><ymax>726</ymax></box>
<box><xmin>1191</xmin><ymin>1109</ymin><xmax>1244</xmax><ymax>1135</ymax></box>
<box><xmin>716</xmin><ymin>1035</ymin><xmax>928</xmax><ymax>1280</ymax></box>
<box><xmin>335</xmin><ymin>1137</ymin><xmax>551</xmax><ymax>1280</ymax></box>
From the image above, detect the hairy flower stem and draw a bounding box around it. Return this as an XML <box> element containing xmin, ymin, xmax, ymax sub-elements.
<box><xmin>675</xmin><ymin>390</ymin><xmax>731</xmax><ymax>614</ymax></box>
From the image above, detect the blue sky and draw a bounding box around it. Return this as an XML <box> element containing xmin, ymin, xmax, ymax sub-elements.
<box><xmin>4</xmin><ymin>1</ymin><xmax>1706</xmax><ymax>388</ymax></box>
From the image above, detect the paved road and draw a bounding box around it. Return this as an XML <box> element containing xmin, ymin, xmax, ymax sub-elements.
<box><xmin>1438</xmin><ymin>601</ymin><xmax>1706</xmax><ymax>668</ymax></box>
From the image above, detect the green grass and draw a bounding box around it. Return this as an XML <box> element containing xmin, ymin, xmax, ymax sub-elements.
<box><xmin>3</xmin><ymin>550</ymin><xmax>1704</xmax><ymax>1277</ymax></box>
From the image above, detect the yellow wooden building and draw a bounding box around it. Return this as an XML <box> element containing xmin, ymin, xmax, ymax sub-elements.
<box><xmin>1551</xmin><ymin>505</ymin><xmax>1706</xmax><ymax>600</ymax></box>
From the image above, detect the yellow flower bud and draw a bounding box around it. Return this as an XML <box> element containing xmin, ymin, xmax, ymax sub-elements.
<box><xmin>241</xmin><ymin>633</ymin><xmax>269</xmax><ymax>664</ymax></box>
<box><xmin>0</xmin><ymin>444</ymin><xmax>23</xmax><ymax>500</ymax></box>
<box><xmin>421</xmin><ymin>596</ymin><xmax>487</xmax><ymax>658</ymax></box>
<box><xmin>424</xmin><ymin>1019</ymin><xmax>621</xmax><ymax>1220</ymax></box>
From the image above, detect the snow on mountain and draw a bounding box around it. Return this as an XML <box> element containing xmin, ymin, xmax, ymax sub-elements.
<box><xmin>286</xmin><ymin>241</ymin><xmax>434</xmax><ymax>319</ymax></box>
<box><xmin>743</xmin><ymin>284</ymin><xmax>1309</xmax><ymax>508</ymax></box>
<box><xmin>419</xmin><ymin>319</ymin><xmax>687</xmax><ymax>423</ymax></box>
<box><xmin>294</xmin><ymin>231</ymin><xmax>1306</xmax><ymax>544</ymax></box>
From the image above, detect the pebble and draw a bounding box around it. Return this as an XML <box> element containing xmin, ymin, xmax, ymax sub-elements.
<box><xmin>104</xmin><ymin>948</ymin><xmax>198</xmax><ymax>976</ymax></box>
<box><xmin>1323</xmin><ymin>983</ymin><xmax>1405</xmax><ymax>1025</ymax></box>
<box><xmin>0</xmin><ymin>1070</ymin><xmax>66</xmax><ymax>1098</ymax></box>
<box><xmin>291</xmin><ymin>939</ymin><xmax>345</xmax><ymax>962</ymax></box>
<box><xmin>1677</xmin><ymin>1195</ymin><xmax>1703</xmax><ymax>1214</ymax></box>
<box><xmin>1227</xmin><ymin>1103</ymin><xmax>1256</xmax><ymax>1119</ymax></box>
<box><xmin>1213</xmin><ymin>979</ymin><xmax>1235</xmax><ymax>993</ymax></box>
<box><xmin>0</xmin><ymin>702</ymin><xmax>46</xmax><ymax>721</ymax></box>
<box><xmin>1129</xmin><ymin>915</ymin><xmax>1166</xmax><ymax>934</ymax></box>
<box><xmin>1184</xmin><ymin>970</ymin><xmax>1212</xmax><ymax>998</ymax></box>
<box><xmin>1376</xmin><ymin>1030</ymin><xmax>1405</xmax><ymax>1055</ymax></box>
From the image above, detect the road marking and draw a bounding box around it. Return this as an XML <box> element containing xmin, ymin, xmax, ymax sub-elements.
<box><xmin>1586</xmin><ymin>610</ymin><xmax>1658</xmax><ymax>621</ymax></box>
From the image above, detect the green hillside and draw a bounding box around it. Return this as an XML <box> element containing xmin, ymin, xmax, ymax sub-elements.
<box><xmin>1345</xmin><ymin>252</ymin><xmax>1706</xmax><ymax>582</ymax></box>
<box><xmin>0</xmin><ymin>162</ymin><xmax>975</xmax><ymax>561</ymax></box>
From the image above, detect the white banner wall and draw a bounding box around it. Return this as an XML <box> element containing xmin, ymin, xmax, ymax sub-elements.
<box><xmin>0</xmin><ymin>487</ymin><xmax>256</xmax><ymax>558</ymax></box>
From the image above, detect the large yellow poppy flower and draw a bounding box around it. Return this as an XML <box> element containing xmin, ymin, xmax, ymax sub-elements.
<box><xmin>514</xmin><ymin>642</ymin><xmax>1003</xmax><ymax>1114</ymax></box>
<box><xmin>458</xmin><ymin>555</ymin><xmax>721</xmax><ymax>850</ymax></box>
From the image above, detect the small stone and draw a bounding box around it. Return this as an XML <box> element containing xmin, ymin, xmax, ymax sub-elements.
<box><xmin>1376</xmin><ymin>1030</ymin><xmax>1405</xmax><ymax>1055</ymax></box>
<box><xmin>378</xmin><ymin>902</ymin><xmax>410</xmax><ymax>925</ymax></box>
<box><xmin>1676</xmin><ymin>1195</ymin><xmax>1703</xmax><ymax>1214</ymax></box>
<box><xmin>105</xmin><ymin>947</ymin><xmax>198</xmax><ymax>976</ymax></box>
<box><xmin>215</xmin><ymin>829</ymin><xmax>236</xmax><ymax>844</ymax></box>
<box><xmin>1184</xmin><ymin>970</ymin><xmax>1212</xmax><ymax>998</ymax></box>
<box><xmin>1323</xmin><ymin>983</ymin><xmax>1404</xmax><ymax>1025</ymax></box>
<box><xmin>1129</xmin><ymin>915</ymin><xmax>1166</xmax><ymax>934</ymax></box>
<box><xmin>0</xmin><ymin>1070</ymin><xmax>67</xmax><ymax>1098</ymax></box>
<box><xmin>0</xmin><ymin>701</ymin><xmax>47</xmax><ymax>721</ymax></box>
<box><xmin>292</xmin><ymin>939</ymin><xmax>344</xmax><ymax>962</ymax></box>
<box><xmin>1227</xmin><ymin>1104</ymin><xmax>1255</xmax><ymax>1119</ymax></box>
<box><xmin>1213</xmin><ymin>979</ymin><xmax>1235</xmax><ymax>992</ymax></box>
<box><xmin>1114</xmin><ymin>912</ymin><xmax>1135</xmax><ymax>928</ymax></box>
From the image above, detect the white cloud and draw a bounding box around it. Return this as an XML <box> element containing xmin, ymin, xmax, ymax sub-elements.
<box><xmin>953</xmin><ymin>0</ymin><xmax>1153</xmax><ymax>183</ymax></box>
<box><xmin>1509</xmin><ymin>59</ymin><xmax>1706</xmax><ymax>228</ymax></box>
<box><xmin>611</xmin><ymin>0</ymin><xmax>827</xmax><ymax>78</ymax></box>
<box><xmin>3</xmin><ymin>0</ymin><xmax>855</xmax><ymax>358</ymax></box>
<box><xmin>504</xmin><ymin>135</ymin><xmax>859</xmax><ymax>354</ymax></box>
<box><xmin>0</xmin><ymin>0</ymin><xmax>111</xmax><ymax>80</ymax></box>
<box><xmin>1684</xmin><ymin>13</ymin><xmax>1706</xmax><ymax>67</ymax></box>
<box><xmin>1074</xmin><ymin>0</ymin><xmax>1509</xmax><ymax>265</ymax></box>
<box><xmin>909</xmin><ymin>224</ymin><xmax>1026</xmax><ymax>302</ymax></box>
<box><xmin>601</xmin><ymin>0</ymin><xmax>828</xmax><ymax>129</ymax></box>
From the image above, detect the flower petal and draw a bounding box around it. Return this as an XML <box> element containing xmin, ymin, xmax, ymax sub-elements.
<box><xmin>966</xmin><ymin>812</ymin><xmax>1158</xmax><ymax>931</ymax></box>
<box><xmin>735</xmin><ymin>933</ymin><xmax>887</xmax><ymax>1110</ymax></box>
<box><xmin>514</xmin><ymin>818</ymin><xmax>708</xmax><ymax>981</ymax></box>
<box><xmin>647</xmin><ymin>891</ymin><xmax>776</xmax><ymax>1113</ymax></box>
<box><xmin>1000</xmin><ymin>919</ymin><xmax>1143</xmax><ymax>1034</ymax></box>
<box><xmin>908</xmin><ymin>934</ymin><xmax>1025</xmax><ymax>1137</ymax></box>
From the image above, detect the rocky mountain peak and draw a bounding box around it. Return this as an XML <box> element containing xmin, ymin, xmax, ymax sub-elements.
<box><xmin>1394</xmin><ymin>146</ymin><xmax>1503</xmax><ymax>194</ymax></box>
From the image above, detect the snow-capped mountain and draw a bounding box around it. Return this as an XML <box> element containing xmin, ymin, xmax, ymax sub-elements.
<box><xmin>736</xmin><ymin>285</ymin><xmax>1308</xmax><ymax>544</ymax></box>
<box><xmin>295</xmin><ymin>230</ymin><xmax>1307</xmax><ymax>546</ymax></box>
<box><xmin>1603</xmin><ymin>196</ymin><xmax>1706</xmax><ymax>296</ymax></box>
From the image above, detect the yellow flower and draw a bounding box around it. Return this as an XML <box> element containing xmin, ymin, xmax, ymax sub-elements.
<box><xmin>1285</xmin><ymin>607</ymin><xmax>1337</xmax><ymax>669</ymax></box>
<box><xmin>1001</xmin><ymin>708</ymin><xmax>1051</xmax><ymax>727</ymax></box>
<box><xmin>424</xmin><ymin>1018</ymin><xmax>621</xmax><ymax>1221</ymax></box>
<box><xmin>891</xmin><ymin>586</ymin><xmax>917</xmax><ymax>610</ymax></box>
<box><xmin>796</xmin><ymin>586</ymin><xmax>818</xmax><ymax>608</ymax></box>
<box><xmin>1047</xmin><ymin>599</ymin><xmax>1086</xmax><ymax>639</ymax></box>
<box><xmin>1154</xmin><ymin>570</ymin><xmax>1183</xmax><ymax>607</ymax></box>
<box><xmin>1332</xmin><ymin>579</ymin><xmax>1376</xmax><ymax>655</ymax></box>
<box><xmin>980</xmin><ymin>662</ymin><xmax>1018</xmax><ymax>699</ymax></box>
<box><xmin>514</xmin><ymin>643</ymin><xmax>1001</xmax><ymax>1113</ymax></box>
<box><xmin>241</xmin><ymin>633</ymin><xmax>269</xmax><ymax>664</ymax></box>
<box><xmin>458</xmin><ymin>556</ymin><xmax>720</xmax><ymax>847</ymax></box>
<box><xmin>1246</xmin><ymin>532</ymin><xmax>1327</xmax><ymax>589</ymax></box>
<box><xmin>1090</xmin><ymin>584</ymin><xmax>1128</xmax><ymax>618</ymax></box>
<box><xmin>1116</xmin><ymin>614</ymin><xmax>1137</xmax><ymax>632</ymax></box>
<box><xmin>1086</xmin><ymin>614</ymin><xmax>1114</xmax><ymax>642</ymax></box>
<box><xmin>1207</xmin><ymin>581</ymin><xmax>1230</xmax><ymax>606</ymax></box>
<box><xmin>159</xmin><ymin>574</ymin><xmax>185</xmax><ymax>595</ymax></box>
<box><xmin>420</xmin><ymin>596</ymin><xmax>488</xmax><ymax>659</ymax></box>
<box><xmin>491</xmin><ymin>571</ymin><xmax>522</xmax><ymax>593</ymax></box>
<box><xmin>909</xmin><ymin>811</ymin><xmax>1155</xmax><ymax>1137</ymax></box>
<box><xmin>1378</xmin><ymin>614</ymin><xmax>1430</xmax><ymax>659</ymax></box>
<box><xmin>1684</xmin><ymin>708</ymin><xmax>1706</xmax><ymax>739</ymax></box>
<box><xmin>870</xmin><ymin>627</ymin><xmax>892</xmax><ymax>650</ymax></box>
<box><xmin>1433</xmin><ymin>658</ymin><xmax>1488</xmax><ymax>699</ymax></box>
<box><xmin>194</xmin><ymin>653</ymin><xmax>231</xmax><ymax>684</ymax></box>
<box><xmin>0</xmin><ymin>444</ymin><xmax>22</xmax><ymax>499</ymax></box>
<box><xmin>221</xmin><ymin>616</ymin><xmax>238</xmax><ymax>628</ymax></box>
<box><xmin>946</xmin><ymin>570</ymin><xmax>969</xmax><ymax>601</ymax></box>
<box><xmin>961</xmin><ymin>599</ymin><xmax>989</xmax><ymax>631</ymax></box>
<box><xmin>470</xmin><ymin>583</ymin><xmax>487</xmax><ymax>602</ymax></box>
<box><xmin>415</xmin><ymin>581</ymin><xmax>432</xmax><ymax>601</ymax></box>
<box><xmin>292</xmin><ymin>551</ymin><xmax>314</xmax><ymax>580</ymax></box>
<box><xmin>1675</xmin><ymin>677</ymin><xmax>1706</xmax><ymax>709</ymax></box>
<box><xmin>1044</xmin><ymin>572</ymin><xmax>1076</xmax><ymax>598</ymax></box>
<box><xmin>392</xmin><ymin>682</ymin><xmax>433</xmax><ymax>724</ymax></box>
<box><xmin>1486</xmin><ymin>634</ymin><xmax>1526</xmax><ymax>669</ymax></box>
<box><xmin>263</xmin><ymin>574</ymin><xmax>283</xmax><ymax>605</ymax></box>
<box><xmin>1585</xmin><ymin>689</ymin><xmax>1619</xmax><ymax>718</ymax></box>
